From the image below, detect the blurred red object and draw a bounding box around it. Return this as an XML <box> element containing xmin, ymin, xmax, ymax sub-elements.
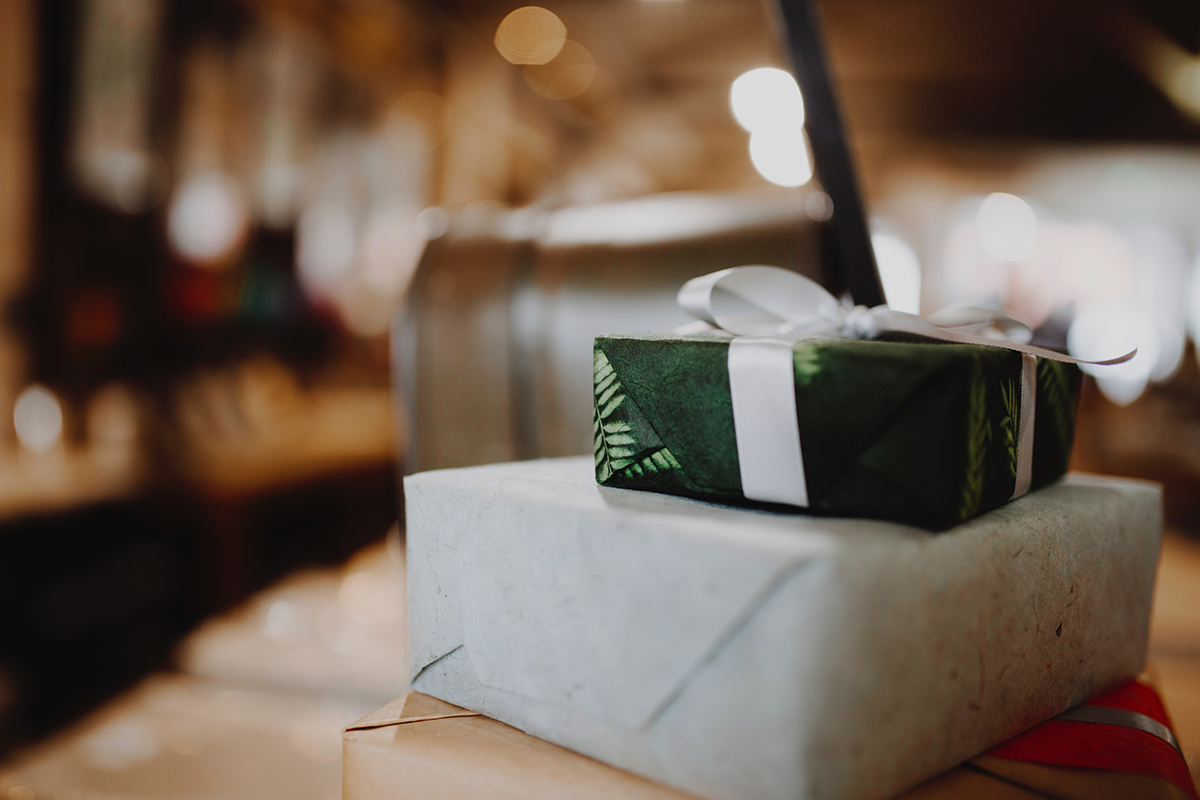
<box><xmin>165</xmin><ymin>268</ymin><xmax>222</xmax><ymax>323</ymax></box>
<box><xmin>66</xmin><ymin>287</ymin><xmax>122</xmax><ymax>350</ymax></box>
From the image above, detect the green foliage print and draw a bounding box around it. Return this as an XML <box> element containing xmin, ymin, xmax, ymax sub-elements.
<box><xmin>613</xmin><ymin>448</ymin><xmax>682</xmax><ymax>480</ymax></box>
<box><xmin>593</xmin><ymin>350</ymin><xmax>630</xmax><ymax>481</ymax></box>
<box><xmin>960</xmin><ymin>357</ymin><xmax>993</xmax><ymax>520</ymax></box>
<box><xmin>593</xmin><ymin>349</ymin><xmax>682</xmax><ymax>483</ymax></box>
<box><xmin>794</xmin><ymin>342</ymin><xmax>822</xmax><ymax>386</ymax></box>
<box><xmin>1038</xmin><ymin>358</ymin><xmax>1074</xmax><ymax>452</ymax></box>
<box><xmin>999</xmin><ymin>379</ymin><xmax>1019</xmax><ymax>479</ymax></box>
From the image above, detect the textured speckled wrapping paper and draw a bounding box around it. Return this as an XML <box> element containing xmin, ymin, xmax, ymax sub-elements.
<box><xmin>594</xmin><ymin>335</ymin><xmax>1082</xmax><ymax>528</ymax></box>
<box><xmin>407</xmin><ymin>458</ymin><xmax>1161</xmax><ymax>800</ymax></box>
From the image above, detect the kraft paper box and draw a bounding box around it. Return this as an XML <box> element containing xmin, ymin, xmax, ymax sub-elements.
<box><xmin>342</xmin><ymin>692</ymin><xmax>698</xmax><ymax>799</ymax></box>
<box><xmin>594</xmin><ymin>335</ymin><xmax>1081</xmax><ymax>528</ymax></box>
<box><xmin>406</xmin><ymin>457</ymin><xmax>1162</xmax><ymax>800</ymax></box>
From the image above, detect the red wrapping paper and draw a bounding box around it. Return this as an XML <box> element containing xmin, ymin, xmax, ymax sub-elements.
<box><xmin>986</xmin><ymin>680</ymin><xmax>1197</xmax><ymax>798</ymax></box>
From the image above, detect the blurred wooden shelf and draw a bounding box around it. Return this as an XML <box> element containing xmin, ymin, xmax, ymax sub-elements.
<box><xmin>176</xmin><ymin>386</ymin><xmax>397</xmax><ymax>498</ymax></box>
<box><xmin>0</xmin><ymin>446</ymin><xmax>143</xmax><ymax>524</ymax></box>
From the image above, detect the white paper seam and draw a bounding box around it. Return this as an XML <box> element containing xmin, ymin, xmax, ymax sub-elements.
<box><xmin>727</xmin><ymin>338</ymin><xmax>808</xmax><ymax>507</ymax></box>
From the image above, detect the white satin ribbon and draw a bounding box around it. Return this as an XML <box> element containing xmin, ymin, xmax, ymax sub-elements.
<box><xmin>677</xmin><ymin>266</ymin><xmax>1134</xmax><ymax>509</ymax></box>
<box><xmin>1012</xmin><ymin>353</ymin><xmax>1036</xmax><ymax>500</ymax></box>
<box><xmin>678</xmin><ymin>266</ymin><xmax>1136</xmax><ymax>365</ymax></box>
<box><xmin>728</xmin><ymin>338</ymin><xmax>808</xmax><ymax>506</ymax></box>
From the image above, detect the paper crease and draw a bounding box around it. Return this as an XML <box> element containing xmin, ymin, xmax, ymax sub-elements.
<box><xmin>641</xmin><ymin>558</ymin><xmax>825</xmax><ymax>730</ymax></box>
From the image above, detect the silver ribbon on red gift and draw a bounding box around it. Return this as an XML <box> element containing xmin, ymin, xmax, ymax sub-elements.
<box><xmin>676</xmin><ymin>266</ymin><xmax>1136</xmax><ymax>509</ymax></box>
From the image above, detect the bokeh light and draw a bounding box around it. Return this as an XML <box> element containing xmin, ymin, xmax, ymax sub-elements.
<box><xmin>416</xmin><ymin>207</ymin><xmax>450</xmax><ymax>240</ymax></box>
<box><xmin>385</xmin><ymin>91</ymin><xmax>452</xmax><ymax>154</ymax></box>
<box><xmin>1128</xmin><ymin>225</ymin><xmax>1187</xmax><ymax>382</ymax></box>
<box><xmin>338</xmin><ymin>280</ymin><xmax>396</xmax><ymax>338</ymax></box>
<box><xmin>939</xmin><ymin>187</ymin><xmax>1186</xmax><ymax>407</ymax></box>
<box><xmin>14</xmin><ymin>385</ymin><xmax>65</xmax><ymax>453</ymax></box>
<box><xmin>81</xmin><ymin>719</ymin><xmax>162</xmax><ymax>772</ymax></box>
<box><xmin>87</xmin><ymin>383</ymin><xmax>139</xmax><ymax>446</ymax></box>
<box><xmin>296</xmin><ymin>203</ymin><xmax>357</xmax><ymax>298</ymax></box>
<box><xmin>730</xmin><ymin>68</ymin><xmax>804</xmax><ymax>133</ymax></box>
<box><xmin>494</xmin><ymin>7</ymin><xmax>567</xmax><ymax>66</ymax></box>
<box><xmin>524</xmin><ymin>40</ymin><xmax>596</xmax><ymax>100</ymax></box>
<box><xmin>804</xmin><ymin>191</ymin><xmax>833</xmax><ymax>221</ymax></box>
<box><xmin>361</xmin><ymin>203</ymin><xmax>423</xmax><ymax>296</ymax></box>
<box><xmin>748</xmin><ymin>129</ymin><xmax>812</xmax><ymax>187</ymax></box>
<box><xmin>1187</xmin><ymin>253</ymin><xmax>1200</xmax><ymax>365</ymax></box>
<box><xmin>872</xmin><ymin>233</ymin><xmax>922</xmax><ymax>314</ymax></box>
<box><xmin>546</xmin><ymin>67</ymin><xmax>620</xmax><ymax>127</ymax></box>
<box><xmin>339</xmin><ymin>570</ymin><xmax>402</xmax><ymax>626</ymax></box>
<box><xmin>262</xmin><ymin>600</ymin><xmax>310</xmax><ymax>647</ymax></box>
<box><xmin>1167</xmin><ymin>61</ymin><xmax>1200</xmax><ymax>120</ymax></box>
<box><xmin>1068</xmin><ymin>302</ymin><xmax>1160</xmax><ymax>406</ymax></box>
<box><xmin>256</xmin><ymin>160</ymin><xmax>304</xmax><ymax>231</ymax></box>
<box><xmin>975</xmin><ymin>192</ymin><xmax>1038</xmax><ymax>261</ymax></box>
<box><xmin>102</xmin><ymin>150</ymin><xmax>170</xmax><ymax>215</ymax></box>
<box><xmin>167</xmin><ymin>172</ymin><xmax>247</xmax><ymax>266</ymax></box>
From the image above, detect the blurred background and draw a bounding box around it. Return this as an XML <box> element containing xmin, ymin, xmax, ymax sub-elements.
<box><xmin>5</xmin><ymin>0</ymin><xmax>1200</xmax><ymax>797</ymax></box>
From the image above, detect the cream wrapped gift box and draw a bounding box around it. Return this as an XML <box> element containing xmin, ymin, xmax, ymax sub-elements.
<box><xmin>406</xmin><ymin>457</ymin><xmax>1161</xmax><ymax>800</ymax></box>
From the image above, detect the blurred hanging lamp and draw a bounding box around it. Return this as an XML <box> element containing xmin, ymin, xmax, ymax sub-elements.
<box><xmin>771</xmin><ymin>0</ymin><xmax>886</xmax><ymax>307</ymax></box>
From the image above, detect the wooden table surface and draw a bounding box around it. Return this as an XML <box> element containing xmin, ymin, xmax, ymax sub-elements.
<box><xmin>1146</xmin><ymin>530</ymin><xmax>1200</xmax><ymax>777</ymax></box>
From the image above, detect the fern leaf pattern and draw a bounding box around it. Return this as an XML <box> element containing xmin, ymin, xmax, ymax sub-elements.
<box><xmin>959</xmin><ymin>357</ymin><xmax>992</xmax><ymax>520</ymax></box>
<box><xmin>794</xmin><ymin>342</ymin><xmax>822</xmax><ymax>386</ymax></box>
<box><xmin>593</xmin><ymin>350</ymin><xmax>630</xmax><ymax>480</ymax></box>
<box><xmin>616</xmin><ymin>447</ymin><xmax>683</xmax><ymax>479</ymax></box>
<box><xmin>1038</xmin><ymin>358</ymin><xmax>1074</xmax><ymax>452</ymax></box>
<box><xmin>999</xmin><ymin>379</ymin><xmax>1019</xmax><ymax>479</ymax></box>
<box><xmin>593</xmin><ymin>348</ymin><xmax>682</xmax><ymax>484</ymax></box>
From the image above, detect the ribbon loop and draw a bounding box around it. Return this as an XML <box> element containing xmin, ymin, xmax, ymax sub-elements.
<box><xmin>677</xmin><ymin>265</ymin><xmax>845</xmax><ymax>339</ymax></box>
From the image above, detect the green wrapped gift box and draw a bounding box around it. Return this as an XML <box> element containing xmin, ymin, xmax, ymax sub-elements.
<box><xmin>593</xmin><ymin>334</ymin><xmax>1081</xmax><ymax>529</ymax></box>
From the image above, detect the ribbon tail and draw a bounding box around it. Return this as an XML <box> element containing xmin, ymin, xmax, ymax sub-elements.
<box><xmin>873</xmin><ymin>311</ymin><xmax>1138</xmax><ymax>366</ymax></box>
<box><xmin>1012</xmin><ymin>354</ymin><xmax>1036</xmax><ymax>501</ymax></box>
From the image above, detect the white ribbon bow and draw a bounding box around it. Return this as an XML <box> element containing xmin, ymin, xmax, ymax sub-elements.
<box><xmin>678</xmin><ymin>265</ymin><xmax>1135</xmax><ymax>364</ymax></box>
<box><xmin>674</xmin><ymin>266</ymin><xmax>1135</xmax><ymax>510</ymax></box>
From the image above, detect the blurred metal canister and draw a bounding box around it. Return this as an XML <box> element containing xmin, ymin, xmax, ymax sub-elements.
<box><xmin>395</xmin><ymin>189</ymin><xmax>829</xmax><ymax>474</ymax></box>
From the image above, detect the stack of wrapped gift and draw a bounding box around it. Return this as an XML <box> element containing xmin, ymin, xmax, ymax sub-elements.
<box><xmin>348</xmin><ymin>267</ymin><xmax>1176</xmax><ymax>800</ymax></box>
